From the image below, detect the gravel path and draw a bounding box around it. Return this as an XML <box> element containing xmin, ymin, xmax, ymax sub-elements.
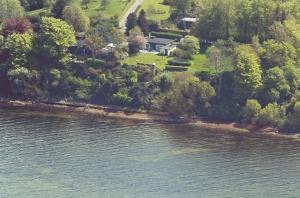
<box><xmin>119</xmin><ymin>0</ymin><xmax>144</xmax><ymax>32</ymax></box>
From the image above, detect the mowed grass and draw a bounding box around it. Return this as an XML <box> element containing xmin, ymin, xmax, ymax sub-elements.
<box><xmin>122</xmin><ymin>53</ymin><xmax>224</xmax><ymax>73</ymax></box>
<box><xmin>122</xmin><ymin>53</ymin><xmax>169</xmax><ymax>70</ymax></box>
<box><xmin>77</xmin><ymin>0</ymin><xmax>134</xmax><ymax>19</ymax></box>
<box><xmin>28</xmin><ymin>0</ymin><xmax>134</xmax><ymax>19</ymax></box>
<box><xmin>189</xmin><ymin>54</ymin><xmax>213</xmax><ymax>73</ymax></box>
<box><xmin>138</xmin><ymin>0</ymin><xmax>170</xmax><ymax>22</ymax></box>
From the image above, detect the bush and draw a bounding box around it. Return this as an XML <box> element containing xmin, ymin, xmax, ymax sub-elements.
<box><xmin>111</xmin><ymin>90</ymin><xmax>133</xmax><ymax>106</ymax></box>
<box><xmin>151</xmin><ymin>32</ymin><xmax>183</xmax><ymax>40</ymax></box>
<box><xmin>256</xmin><ymin>103</ymin><xmax>285</xmax><ymax>127</ymax></box>
<box><xmin>168</xmin><ymin>59</ymin><xmax>191</xmax><ymax>66</ymax></box>
<box><xmin>208</xmin><ymin>104</ymin><xmax>233</xmax><ymax>122</ymax></box>
<box><xmin>173</xmin><ymin>48</ymin><xmax>192</xmax><ymax>59</ymax></box>
<box><xmin>85</xmin><ymin>58</ymin><xmax>107</xmax><ymax>69</ymax></box>
<box><xmin>165</xmin><ymin>66</ymin><xmax>188</xmax><ymax>72</ymax></box>
<box><xmin>242</xmin><ymin>99</ymin><xmax>262</xmax><ymax>123</ymax></box>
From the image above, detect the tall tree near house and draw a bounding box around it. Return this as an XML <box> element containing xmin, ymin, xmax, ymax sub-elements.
<box><xmin>84</xmin><ymin>34</ymin><xmax>104</xmax><ymax>58</ymax></box>
<box><xmin>63</xmin><ymin>3</ymin><xmax>90</xmax><ymax>32</ymax></box>
<box><xmin>137</xmin><ymin>10</ymin><xmax>149</xmax><ymax>36</ymax></box>
<box><xmin>206</xmin><ymin>46</ymin><xmax>226</xmax><ymax>100</ymax></box>
<box><xmin>127</xmin><ymin>27</ymin><xmax>146</xmax><ymax>54</ymax></box>
<box><xmin>125</xmin><ymin>13</ymin><xmax>137</xmax><ymax>36</ymax></box>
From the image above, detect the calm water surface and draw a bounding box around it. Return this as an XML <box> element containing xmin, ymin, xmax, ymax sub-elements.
<box><xmin>0</xmin><ymin>109</ymin><xmax>299</xmax><ymax>198</ymax></box>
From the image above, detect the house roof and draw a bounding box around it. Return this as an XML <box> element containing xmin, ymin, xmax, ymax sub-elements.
<box><xmin>147</xmin><ymin>37</ymin><xmax>175</xmax><ymax>45</ymax></box>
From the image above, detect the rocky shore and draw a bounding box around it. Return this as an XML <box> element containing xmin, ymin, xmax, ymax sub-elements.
<box><xmin>0</xmin><ymin>98</ymin><xmax>299</xmax><ymax>141</ymax></box>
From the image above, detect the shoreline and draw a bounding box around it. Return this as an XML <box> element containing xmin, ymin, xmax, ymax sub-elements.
<box><xmin>0</xmin><ymin>98</ymin><xmax>299</xmax><ymax>141</ymax></box>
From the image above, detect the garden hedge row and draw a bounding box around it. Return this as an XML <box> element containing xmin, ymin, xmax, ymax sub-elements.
<box><xmin>151</xmin><ymin>32</ymin><xmax>183</xmax><ymax>40</ymax></box>
<box><xmin>165</xmin><ymin>65</ymin><xmax>188</xmax><ymax>71</ymax></box>
<box><xmin>168</xmin><ymin>59</ymin><xmax>191</xmax><ymax>66</ymax></box>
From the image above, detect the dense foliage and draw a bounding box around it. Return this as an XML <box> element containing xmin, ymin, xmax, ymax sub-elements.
<box><xmin>1</xmin><ymin>0</ymin><xmax>300</xmax><ymax>133</ymax></box>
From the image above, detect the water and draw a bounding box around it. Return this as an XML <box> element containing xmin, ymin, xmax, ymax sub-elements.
<box><xmin>0</xmin><ymin>109</ymin><xmax>299</xmax><ymax>198</ymax></box>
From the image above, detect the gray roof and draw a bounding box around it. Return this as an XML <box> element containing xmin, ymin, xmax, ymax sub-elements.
<box><xmin>147</xmin><ymin>37</ymin><xmax>174</xmax><ymax>45</ymax></box>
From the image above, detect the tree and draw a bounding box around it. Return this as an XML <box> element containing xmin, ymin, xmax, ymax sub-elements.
<box><xmin>234</xmin><ymin>45</ymin><xmax>262</xmax><ymax>99</ymax></box>
<box><xmin>242</xmin><ymin>99</ymin><xmax>262</xmax><ymax>123</ymax></box>
<box><xmin>4</xmin><ymin>33</ymin><xmax>33</xmax><ymax>68</ymax></box>
<box><xmin>81</xmin><ymin>0</ymin><xmax>91</xmax><ymax>9</ymax></box>
<box><xmin>33</xmin><ymin>17</ymin><xmax>76</xmax><ymax>66</ymax></box>
<box><xmin>2</xmin><ymin>17</ymin><xmax>32</xmax><ymax>36</ymax></box>
<box><xmin>84</xmin><ymin>34</ymin><xmax>104</xmax><ymax>58</ymax></box>
<box><xmin>0</xmin><ymin>0</ymin><xmax>24</xmax><ymax>23</ymax></box>
<box><xmin>127</xmin><ymin>27</ymin><xmax>146</xmax><ymax>54</ymax></box>
<box><xmin>52</xmin><ymin>0</ymin><xmax>72</xmax><ymax>18</ymax></box>
<box><xmin>262</xmin><ymin>66</ymin><xmax>290</xmax><ymax>103</ymax></box>
<box><xmin>20</xmin><ymin>0</ymin><xmax>52</xmax><ymax>11</ymax></box>
<box><xmin>63</xmin><ymin>3</ymin><xmax>90</xmax><ymax>32</ymax></box>
<box><xmin>157</xmin><ymin>73</ymin><xmax>215</xmax><ymax>116</ymax></box>
<box><xmin>170</xmin><ymin>0</ymin><xmax>192</xmax><ymax>15</ymax></box>
<box><xmin>195</xmin><ymin>0</ymin><xmax>235</xmax><ymax>41</ymax></box>
<box><xmin>125</xmin><ymin>13</ymin><xmax>137</xmax><ymax>36</ymax></box>
<box><xmin>175</xmin><ymin>36</ymin><xmax>200</xmax><ymax>59</ymax></box>
<box><xmin>137</xmin><ymin>10</ymin><xmax>149</xmax><ymax>36</ymax></box>
<box><xmin>259</xmin><ymin>39</ymin><xmax>297</xmax><ymax>69</ymax></box>
<box><xmin>206</xmin><ymin>45</ymin><xmax>229</xmax><ymax>99</ymax></box>
<box><xmin>3</xmin><ymin>33</ymin><xmax>41</xmax><ymax>97</ymax></box>
<box><xmin>101</xmin><ymin>0</ymin><xmax>108</xmax><ymax>8</ymax></box>
<box><xmin>257</xmin><ymin>103</ymin><xmax>285</xmax><ymax>127</ymax></box>
<box><xmin>179</xmin><ymin>36</ymin><xmax>200</xmax><ymax>55</ymax></box>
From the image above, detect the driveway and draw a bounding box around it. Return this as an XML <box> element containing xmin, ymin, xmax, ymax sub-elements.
<box><xmin>119</xmin><ymin>0</ymin><xmax>144</xmax><ymax>32</ymax></box>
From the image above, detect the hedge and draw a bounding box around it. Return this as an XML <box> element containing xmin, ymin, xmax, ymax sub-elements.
<box><xmin>151</xmin><ymin>32</ymin><xmax>183</xmax><ymax>40</ymax></box>
<box><xmin>168</xmin><ymin>59</ymin><xmax>191</xmax><ymax>66</ymax></box>
<box><xmin>165</xmin><ymin>65</ymin><xmax>188</xmax><ymax>72</ymax></box>
<box><xmin>158</xmin><ymin>28</ymin><xmax>189</xmax><ymax>37</ymax></box>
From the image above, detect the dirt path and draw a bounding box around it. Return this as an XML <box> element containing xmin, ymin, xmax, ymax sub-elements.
<box><xmin>119</xmin><ymin>0</ymin><xmax>144</xmax><ymax>32</ymax></box>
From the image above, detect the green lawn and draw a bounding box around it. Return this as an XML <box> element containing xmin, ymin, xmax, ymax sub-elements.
<box><xmin>189</xmin><ymin>54</ymin><xmax>214</xmax><ymax>73</ymax></box>
<box><xmin>122</xmin><ymin>53</ymin><xmax>219</xmax><ymax>73</ymax></box>
<box><xmin>138</xmin><ymin>0</ymin><xmax>171</xmax><ymax>22</ymax></box>
<box><xmin>78</xmin><ymin>0</ymin><xmax>134</xmax><ymax>19</ymax></box>
<box><xmin>28</xmin><ymin>0</ymin><xmax>134</xmax><ymax>19</ymax></box>
<box><xmin>122</xmin><ymin>53</ymin><xmax>169</xmax><ymax>70</ymax></box>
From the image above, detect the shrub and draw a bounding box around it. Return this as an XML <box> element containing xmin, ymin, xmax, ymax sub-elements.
<box><xmin>111</xmin><ymin>90</ymin><xmax>133</xmax><ymax>106</ymax></box>
<box><xmin>168</xmin><ymin>59</ymin><xmax>191</xmax><ymax>66</ymax></box>
<box><xmin>256</xmin><ymin>103</ymin><xmax>285</xmax><ymax>127</ymax></box>
<box><xmin>85</xmin><ymin>58</ymin><xmax>106</xmax><ymax>69</ymax></box>
<box><xmin>242</xmin><ymin>99</ymin><xmax>262</xmax><ymax>123</ymax></box>
<box><xmin>165</xmin><ymin>65</ymin><xmax>188</xmax><ymax>72</ymax></box>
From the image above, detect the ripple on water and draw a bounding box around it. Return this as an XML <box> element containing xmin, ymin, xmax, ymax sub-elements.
<box><xmin>0</xmin><ymin>109</ymin><xmax>299</xmax><ymax>198</ymax></box>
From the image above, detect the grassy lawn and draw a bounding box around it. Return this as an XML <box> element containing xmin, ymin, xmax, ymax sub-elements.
<box><xmin>189</xmin><ymin>54</ymin><xmax>214</xmax><ymax>73</ymax></box>
<box><xmin>78</xmin><ymin>0</ymin><xmax>133</xmax><ymax>19</ymax></box>
<box><xmin>28</xmin><ymin>0</ymin><xmax>134</xmax><ymax>19</ymax></box>
<box><xmin>122</xmin><ymin>53</ymin><xmax>218</xmax><ymax>73</ymax></box>
<box><xmin>122</xmin><ymin>53</ymin><xmax>169</xmax><ymax>70</ymax></box>
<box><xmin>138</xmin><ymin>0</ymin><xmax>171</xmax><ymax>22</ymax></box>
